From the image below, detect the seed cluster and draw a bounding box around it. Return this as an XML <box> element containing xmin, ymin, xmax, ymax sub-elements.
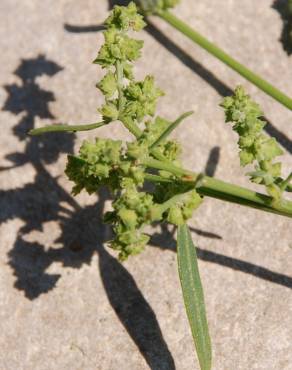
<box><xmin>221</xmin><ymin>86</ymin><xmax>285</xmax><ymax>200</ymax></box>
<box><xmin>65</xmin><ymin>3</ymin><xmax>201</xmax><ymax>260</ymax></box>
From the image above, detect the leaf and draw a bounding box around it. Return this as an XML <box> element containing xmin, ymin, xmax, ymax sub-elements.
<box><xmin>149</xmin><ymin>111</ymin><xmax>193</xmax><ymax>149</ymax></box>
<box><xmin>177</xmin><ymin>224</ymin><xmax>212</xmax><ymax>370</ymax></box>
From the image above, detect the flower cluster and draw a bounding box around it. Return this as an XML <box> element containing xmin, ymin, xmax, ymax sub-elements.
<box><xmin>65</xmin><ymin>138</ymin><xmax>145</xmax><ymax>196</ymax></box>
<box><xmin>94</xmin><ymin>2</ymin><xmax>163</xmax><ymax>128</ymax></box>
<box><xmin>104</xmin><ymin>180</ymin><xmax>155</xmax><ymax>260</ymax></box>
<box><xmin>123</xmin><ymin>76</ymin><xmax>164</xmax><ymax>123</ymax></box>
<box><xmin>65</xmin><ymin>133</ymin><xmax>201</xmax><ymax>260</ymax></box>
<box><xmin>221</xmin><ymin>86</ymin><xmax>285</xmax><ymax>200</ymax></box>
<box><xmin>154</xmin><ymin>183</ymin><xmax>202</xmax><ymax>225</ymax></box>
<box><xmin>65</xmin><ymin>3</ymin><xmax>201</xmax><ymax>260</ymax></box>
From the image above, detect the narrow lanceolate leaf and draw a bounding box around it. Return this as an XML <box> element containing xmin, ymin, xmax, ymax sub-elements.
<box><xmin>177</xmin><ymin>224</ymin><xmax>212</xmax><ymax>370</ymax></box>
<box><xmin>149</xmin><ymin>111</ymin><xmax>193</xmax><ymax>149</ymax></box>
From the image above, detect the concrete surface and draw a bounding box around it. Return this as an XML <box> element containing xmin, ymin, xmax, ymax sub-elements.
<box><xmin>0</xmin><ymin>1</ymin><xmax>291</xmax><ymax>369</ymax></box>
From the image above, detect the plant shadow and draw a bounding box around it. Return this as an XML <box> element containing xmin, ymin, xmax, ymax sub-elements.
<box><xmin>1</xmin><ymin>54</ymin><xmax>178</xmax><ymax>369</ymax></box>
<box><xmin>273</xmin><ymin>0</ymin><xmax>292</xmax><ymax>55</ymax></box>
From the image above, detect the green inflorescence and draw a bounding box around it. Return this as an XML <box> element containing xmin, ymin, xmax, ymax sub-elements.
<box><xmin>221</xmin><ymin>86</ymin><xmax>290</xmax><ymax>201</ymax></box>
<box><xmin>63</xmin><ymin>4</ymin><xmax>291</xmax><ymax>260</ymax></box>
<box><xmin>104</xmin><ymin>180</ymin><xmax>155</xmax><ymax>261</ymax></box>
<box><xmin>65</xmin><ymin>2</ymin><xmax>201</xmax><ymax>260</ymax></box>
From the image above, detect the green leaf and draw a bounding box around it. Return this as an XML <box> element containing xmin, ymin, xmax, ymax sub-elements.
<box><xmin>177</xmin><ymin>224</ymin><xmax>212</xmax><ymax>370</ymax></box>
<box><xmin>149</xmin><ymin>110</ymin><xmax>193</xmax><ymax>149</ymax></box>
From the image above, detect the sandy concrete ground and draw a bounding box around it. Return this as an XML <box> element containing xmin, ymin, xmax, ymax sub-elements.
<box><xmin>0</xmin><ymin>1</ymin><xmax>291</xmax><ymax>369</ymax></box>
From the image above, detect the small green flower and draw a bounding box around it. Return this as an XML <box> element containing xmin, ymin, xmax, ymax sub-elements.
<box><xmin>123</xmin><ymin>75</ymin><xmax>164</xmax><ymax>122</ymax></box>
<box><xmin>99</xmin><ymin>102</ymin><xmax>119</xmax><ymax>120</ymax></box>
<box><xmin>105</xmin><ymin>2</ymin><xmax>146</xmax><ymax>32</ymax></box>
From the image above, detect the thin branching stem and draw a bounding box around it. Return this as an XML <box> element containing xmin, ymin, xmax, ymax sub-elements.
<box><xmin>28</xmin><ymin>121</ymin><xmax>107</xmax><ymax>135</ymax></box>
<box><xmin>157</xmin><ymin>10</ymin><xmax>292</xmax><ymax>111</ymax></box>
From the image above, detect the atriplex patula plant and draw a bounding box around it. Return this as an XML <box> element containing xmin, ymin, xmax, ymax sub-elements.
<box><xmin>30</xmin><ymin>4</ymin><xmax>292</xmax><ymax>369</ymax></box>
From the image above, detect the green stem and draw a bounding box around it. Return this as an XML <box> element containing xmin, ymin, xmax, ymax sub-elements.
<box><xmin>116</xmin><ymin>60</ymin><xmax>125</xmax><ymax>113</ymax></box>
<box><xmin>150</xmin><ymin>188</ymin><xmax>195</xmax><ymax>221</ymax></box>
<box><xmin>116</xmin><ymin>59</ymin><xmax>147</xmax><ymax>139</ymax></box>
<box><xmin>118</xmin><ymin>116</ymin><xmax>179</xmax><ymax>164</ymax></box>
<box><xmin>157</xmin><ymin>10</ymin><xmax>292</xmax><ymax>111</ymax></box>
<box><xmin>280</xmin><ymin>172</ymin><xmax>292</xmax><ymax>191</ymax></box>
<box><xmin>144</xmin><ymin>173</ymin><xmax>174</xmax><ymax>183</ymax></box>
<box><xmin>120</xmin><ymin>116</ymin><xmax>143</xmax><ymax>138</ymax></box>
<box><xmin>28</xmin><ymin>121</ymin><xmax>107</xmax><ymax>136</ymax></box>
<box><xmin>118</xmin><ymin>117</ymin><xmax>173</xmax><ymax>162</ymax></box>
<box><xmin>142</xmin><ymin>157</ymin><xmax>292</xmax><ymax>218</ymax></box>
<box><xmin>144</xmin><ymin>157</ymin><xmax>195</xmax><ymax>178</ymax></box>
<box><xmin>157</xmin><ymin>190</ymin><xmax>194</xmax><ymax>213</ymax></box>
<box><xmin>150</xmin><ymin>110</ymin><xmax>194</xmax><ymax>149</ymax></box>
<box><xmin>197</xmin><ymin>176</ymin><xmax>292</xmax><ymax>218</ymax></box>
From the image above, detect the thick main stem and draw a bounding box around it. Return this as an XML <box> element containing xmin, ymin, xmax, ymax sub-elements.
<box><xmin>157</xmin><ymin>10</ymin><xmax>292</xmax><ymax>111</ymax></box>
<box><xmin>142</xmin><ymin>157</ymin><xmax>292</xmax><ymax>218</ymax></box>
<box><xmin>197</xmin><ymin>176</ymin><xmax>292</xmax><ymax>218</ymax></box>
